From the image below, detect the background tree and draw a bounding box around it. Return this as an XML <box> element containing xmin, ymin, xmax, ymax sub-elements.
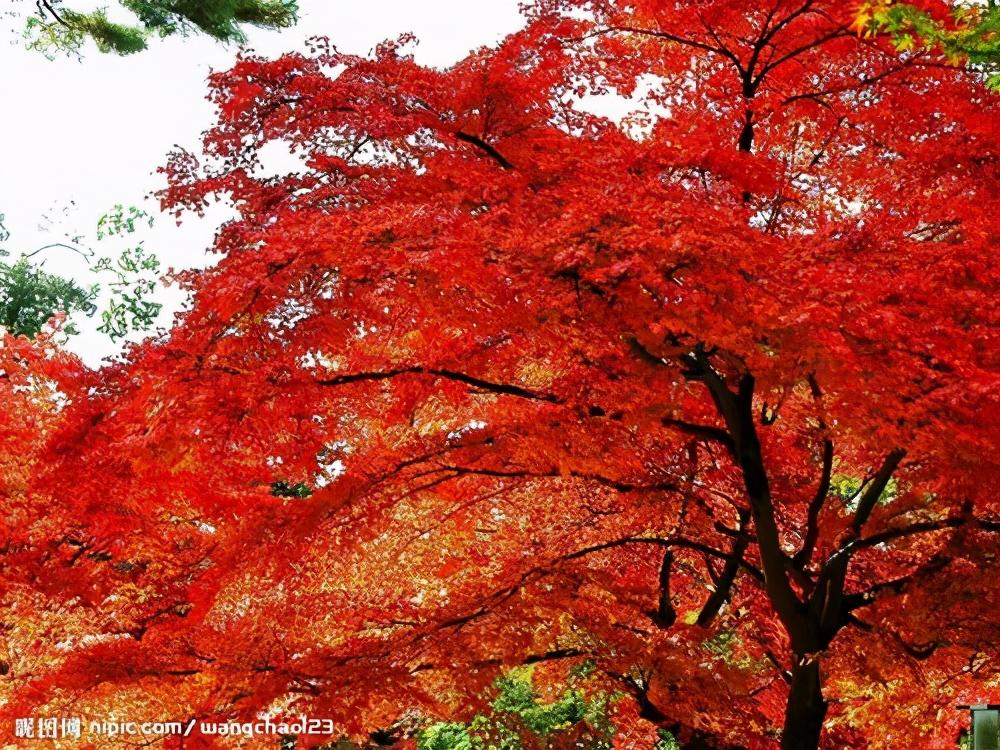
<box><xmin>0</xmin><ymin>254</ymin><xmax>97</xmax><ymax>337</ymax></box>
<box><xmin>855</xmin><ymin>0</ymin><xmax>1000</xmax><ymax>88</ymax></box>
<box><xmin>0</xmin><ymin>204</ymin><xmax>163</xmax><ymax>340</ymax></box>
<box><xmin>1</xmin><ymin>2</ymin><xmax>998</xmax><ymax>750</ymax></box>
<box><xmin>19</xmin><ymin>0</ymin><xmax>297</xmax><ymax>56</ymax></box>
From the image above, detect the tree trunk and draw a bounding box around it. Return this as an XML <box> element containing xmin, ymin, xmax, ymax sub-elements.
<box><xmin>781</xmin><ymin>657</ymin><xmax>828</xmax><ymax>750</ymax></box>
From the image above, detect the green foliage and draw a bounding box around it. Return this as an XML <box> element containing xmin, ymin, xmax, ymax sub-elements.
<box><xmin>270</xmin><ymin>480</ymin><xmax>313</xmax><ymax>498</ymax></box>
<box><xmin>92</xmin><ymin>205</ymin><xmax>162</xmax><ymax>341</ymax></box>
<box><xmin>123</xmin><ymin>0</ymin><xmax>297</xmax><ymax>42</ymax></box>
<box><xmin>26</xmin><ymin>8</ymin><xmax>147</xmax><ymax>56</ymax></box>
<box><xmin>493</xmin><ymin>676</ymin><xmax>588</xmax><ymax>734</ymax></box>
<box><xmin>655</xmin><ymin>728</ymin><xmax>681</xmax><ymax>750</ymax></box>
<box><xmin>97</xmin><ymin>204</ymin><xmax>154</xmax><ymax>239</ymax></box>
<box><xmin>0</xmin><ymin>204</ymin><xmax>163</xmax><ymax>343</ymax></box>
<box><xmin>421</xmin><ymin>723</ymin><xmax>476</xmax><ymax>750</ymax></box>
<box><xmin>858</xmin><ymin>1</ymin><xmax>1000</xmax><ymax>89</ymax></box>
<box><xmin>0</xmin><ymin>255</ymin><xmax>97</xmax><ymax>337</ymax></box>
<box><xmin>23</xmin><ymin>0</ymin><xmax>297</xmax><ymax>57</ymax></box>
<box><xmin>417</xmin><ymin>667</ymin><xmax>616</xmax><ymax>750</ymax></box>
<box><xmin>701</xmin><ymin>630</ymin><xmax>770</xmax><ymax>674</ymax></box>
<box><xmin>830</xmin><ymin>474</ymin><xmax>898</xmax><ymax>510</ymax></box>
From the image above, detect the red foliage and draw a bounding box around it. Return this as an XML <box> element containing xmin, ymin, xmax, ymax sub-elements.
<box><xmin>3</xmin><ymin>2</ymin><xmax>999</xmax><ymax>749</ymax></box>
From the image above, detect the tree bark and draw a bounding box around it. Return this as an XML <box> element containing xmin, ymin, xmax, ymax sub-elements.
<box><xmin>696</xmin><ymin>508</ymin><xmax>750</xmax><ymax>626</ymax></box>
<box><xmin>656</xmin><ymin>550</ymin><xmax>678</xmax><ymax>628</ymax></box>
<box><xmin>781</xmin><ymin>657</ymin><xmax>828</xmax><ymax>750</ymax></box>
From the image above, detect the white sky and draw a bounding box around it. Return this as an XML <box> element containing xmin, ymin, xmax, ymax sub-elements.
<box><xmin>0</xmin><ymin>1</ymin><xmax>525</xmax><ymax>365</ymax></box>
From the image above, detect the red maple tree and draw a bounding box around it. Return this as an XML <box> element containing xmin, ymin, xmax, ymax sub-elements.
<box><xmin>3</xmin><ymin>2</ymin><xmax>999</xmax><ymax>749</ymax></box>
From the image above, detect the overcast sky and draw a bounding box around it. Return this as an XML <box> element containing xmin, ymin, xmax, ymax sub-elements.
<box><xmin>0</xmin><ymin>1</ymin><xmax>525</xmax><ymax>365</ymax></box>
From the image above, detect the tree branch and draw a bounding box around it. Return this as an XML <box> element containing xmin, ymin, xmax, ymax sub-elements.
<box><xmin>455</xmin><ymin>132</ymin><xmax>514</xmax><ymax>170</ymax></box>
<box><xmin>439</xmin><ymin>465</ymin><xmax>676</xmax><ymax>495</ymax></box>
<box><xmin>317</xmin><ymin>367</ymin><xmax>559</xmax><ymax>402</ymax></box>
<box><xmin>662</xmin><ymin>417</ymin><xmax>735</xmax><ymax>455</ymax></box>
<box><xmin>584</xmin><ymin>25</ymin><xmax>741</xmax><ymax>67</ymax></box>
<box><xmin>752</xmin><ymin>24</ymin><xmax>851</xmax><ymax>87</ymax></box>
<box><xmin>851</xmin><ymin>449</ymin><xmax>907</xmax><ymax>534</ymax></box>
<box><xmin>697</xmin><ymin>507</ymin><xmax>751</xmax><ymax>626</ymax></box>
<box><xmin>37</xmin><ymin>0</ymin><xmax>71</xmax><ymax>28</ymax></box>
<box><xmin>655</xmin><ymin>550</ymin><xmax>677</xmax><ymax>628</ymax></box>
<box><xmin>841</xmin><ymin>554</ymin><xmax>952</xmax><ymax>612</ymax></box>
<box><xmin>745</xmin><ymin>0</ymin><xmax>816</xmax><ymax>84</ymax></box>
<box><xmin>563</xmin><ymin>536</ymin><xmax>764</xmax><ymax>583</ymax></box>
<box><xmin>682</xmin><ymin>347</ymin><xmax>810</xmax><ymax>647</ymax></box>
<box><xmin>793</xmin><ymin>436</ymin><xmax>833</xmax><ymax>569</ymax></box>
<box><xmin>851</xmin><ymin>517</ymin><xmax>965</xmax><ymax>552</ymax></box>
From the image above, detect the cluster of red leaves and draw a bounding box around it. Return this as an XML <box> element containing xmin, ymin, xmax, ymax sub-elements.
<box><xmin>2</xmin><ymin>2</ymin><xmax>998</xmax><ymax>749</ymax></box>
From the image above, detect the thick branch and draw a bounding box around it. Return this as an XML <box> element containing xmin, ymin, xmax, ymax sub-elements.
<box><xmin>683</xmin><ymin>349</ymin><xmax>810</xmax><ymax>647</ymax></box>
<box><xmin>655</xmin><ymin>550</ymin><xmax>677</xmax><ymax>628</ymax></box>
<box><xmin>892</xmin><ymin>632</ymin><xmax>943</xmax><ymax>660</ymax></box>
<box><xmin>793</xmin><ymin>437</ymin><xmax>834</xmax><ymax>569</ymax></box>
<box><xmin>814</xmin><ymin>508</ymin><xmax>968</xmax><ymax>637</ymax></box>
<box><xmin>752</xmin><ymin>25</ymin><xmax>851</xmax><ymax>87</ymax></box>
<box><xmin>842</xmin><ymin>554</ymin><xmax>952</xmax><ymax>612</ymax></box>
<box><xmin>439</xmin><ymin>465</ymin><xmax>676</xmax><ymax>495</ymax></box>
<box><xmin>454</xmin><ymin>132</ymin><xmax>514</xmax><ymax>170</ymax></box>
<box><xmin>318</xmin><ymin>367</ymin><xmax>558</xmax><ymax>402</ymax></box>
<box><xmin>37</xmin><ymin>0</ymin><xmax>71</xmax><ymax>28</ymax></box>
<box><xmin>662</xmin><ymin>417</ymin><xmax>736</xmax><ymax>455</ymax></box>
<box><xmin>563</xmin><ymin>536</ymin><xmax>765</xmax><ymax>583</ymax></box>
<box><xmin>745</xmin><ymin>0</ymin><xmax>816</xmax><ymax>84</ymax></box>
<box><xmin>522</xmin><ymin>648</ymin><xmax>585</xmax><ymax>664</ymax></box>
<box><xmin>839</xmin><ymin>509</ymin><xmax>1000</xmax><ymax>613</ymax></box>
<box><xmin>586</xmin><ymin>25</ymin><xmax>743</xmax><ymax>70</ymax></box>
<box><xmin>851</xmin><ymin>449</ymin><xmax>907</xmax><ymax>534</ymax></box>
<box><xmin>852</xmin><ymin>517</ymin><xmax>965</xmax><ymax>552</ymax></box>
<box><xmin>697</xmin><ymin>507</ymin><xmax>751</xmax><ymax>626</ymax></box>
<box><xmin>607</xmin><ymin>671</ymin><xmax>668</xmax><ymax>724</ymax></box>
